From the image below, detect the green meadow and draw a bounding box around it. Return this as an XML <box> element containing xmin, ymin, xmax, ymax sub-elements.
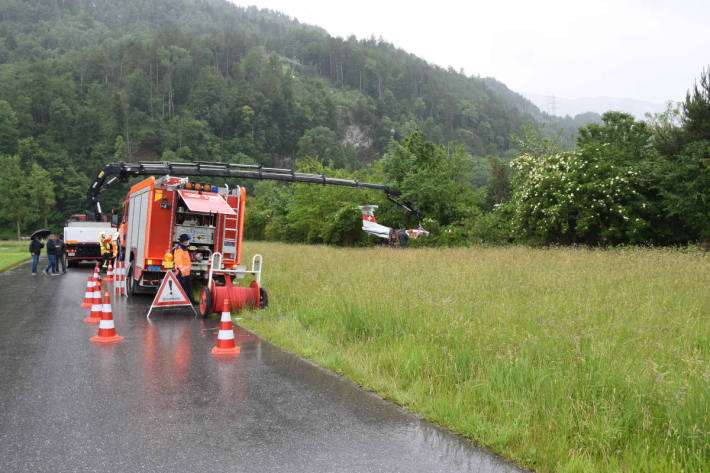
<box><xmin>240</xmin><ymin>242</ymin><xmax>709</xmax><ymax>473</ymax></box>
<box><xmin>0</xmin><ymin>240</ymin><xmax>29</xmax><ymax>272</ymax></box>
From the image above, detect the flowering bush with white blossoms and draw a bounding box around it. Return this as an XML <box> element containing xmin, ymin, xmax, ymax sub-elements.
<box><xmin>508</xmin><ymin>113</ymin><xmax>655</xmax><ymax>244</ymax></box>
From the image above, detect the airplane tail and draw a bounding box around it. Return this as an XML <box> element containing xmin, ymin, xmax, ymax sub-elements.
<box><xmin>357</xmin><ymin>205</ymin><xmax>390</xmax><ymax>239</ymax></box>
<box><xmin>357</xmin><ymin>205</ymin><xmax>378</xmax><ymax>224</ymax></box>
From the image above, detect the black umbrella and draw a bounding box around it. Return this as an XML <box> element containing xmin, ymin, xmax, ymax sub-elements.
<box><xmin>30</xmin><ymin>229</ymin><xmax>51</xmax><ymax>240</ymax></box>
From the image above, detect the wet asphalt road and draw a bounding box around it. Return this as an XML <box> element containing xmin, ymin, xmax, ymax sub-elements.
<box><xmin>0</xmin><ymin>262</ymin><xmax>525</xmax><ymax>473</ymax></box>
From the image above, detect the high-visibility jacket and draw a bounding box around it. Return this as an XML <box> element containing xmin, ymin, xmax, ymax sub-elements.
<box><xmin>174</xmin><ymin>246</ymin><xmax>191</xmax><ymax>277</ymax></box>
<box><xmin>99</xmin><ymin>238</ymin><xmax>109</xmax><ymax>255</ymax></box>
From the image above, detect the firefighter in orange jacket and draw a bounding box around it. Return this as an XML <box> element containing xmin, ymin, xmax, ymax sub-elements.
<box><xmin>174</xmin><ymin>233</ymin><xmax>196</xmax><ymax>305</ymax></box>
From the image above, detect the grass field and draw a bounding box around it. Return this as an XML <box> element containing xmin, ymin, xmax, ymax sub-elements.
<box><xmin>0</xmin><ymin>240</ymin><xmax>29</xmax><ymax>272</ymax></box>
<box><xmin>238</xmin><ymin>242</ymin><xmax>709</xmax><ymax>473</ymax></box>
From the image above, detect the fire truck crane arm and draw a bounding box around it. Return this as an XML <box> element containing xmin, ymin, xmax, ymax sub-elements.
<box><xmin>86</xmin><ymin>161</ymin><xmax>420</xmax><ymax>221</ymax></box>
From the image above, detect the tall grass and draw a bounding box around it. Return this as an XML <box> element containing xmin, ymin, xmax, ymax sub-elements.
<box><xmin>0</xmin><ymin>240</ymin><xmax>29</xmax><ymax>272</ymax></box>
<box><xmin>240</xmin><ymin>242</ymin><xmax>709</xmax><ymax>473</ymax></box>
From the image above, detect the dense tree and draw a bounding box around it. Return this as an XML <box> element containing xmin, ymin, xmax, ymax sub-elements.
<box><xmin>484</xmin><ymin>155</ymin><xmax>510</xmax><ymax>209</ymax></box>
<box><xmin>682</xmin><ymin>67</ymin><xmax>710</xmax><ymax>143</ymax></box>
<box><xmin>296</xmin><ymin>126</ymin><xmax>354</xmax><ymax>168</ymax></box>
<box><xmin>649</xmin><ymin>67</ymin><xmax>710</xmax><ymax>243</ymax></box>
<box><xmin>382</xmin><ymin>130</ymin><xmax>481</xmax><ymax>228</ymax></box>
<box><xmin>0</xmin><ymin>100</ymin><xmax>19</xmax><ymax>155</ymax></box>
<box><xmin>657</xmin><ymin>141</ymin><xmax>710</xmax><ymax>240</ymax></box>
<box><xmin>0</xmin><ymin>155</ymin><xmax>30</xmax><ymax>239</ymax></box>
<box><xmin>27</xmin><ymin>163</ymin><xmax>56</xmax><ymax>228</ymax></box>
<box><xmin>284</xmin><ymin>163</ymin><xmax>370</xmax><ymax>245</ymax></box>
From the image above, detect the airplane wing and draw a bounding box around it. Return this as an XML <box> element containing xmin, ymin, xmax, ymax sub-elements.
<box><xmin>363</xmin><ymin>221</ymin><xmax>392</xmax><ymax>239</ymax></box>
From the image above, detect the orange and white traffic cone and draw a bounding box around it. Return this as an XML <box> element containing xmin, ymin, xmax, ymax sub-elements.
<box><xmin>211</xmin><ymin>299</ymin><xmax>240</xmax><ymax>356</ymax></box>
<box><xmin>114</xmin><ymin>262</ymin><xmax>125</xmax><ymax>296</ymax></box>
<box><xmin>120</xmin><ymin>262</ymin><xmax>126</xmax><ymax>296</ymax></box>
<box><xmin>93</xmin><ymin>262</ymin><xmax>100</xmax><ymax>278</ymax></box>
<box><xmin>106</xmin><ymin>261</ymin><xmax>114</xmax><ymax>281</ymax></box>
<box><xmin>94</xmin><ymin>271</ymin><xmax>103</xmax><ymax>292</ymax></box>
<box><xmin>81</xmin><ymin>274</ymin><xmax>94</xmax><ymax>308</ymax></box>
<box><xmin>114</xmin><ymin>262</ymin><xmax>120</xmax><ymax>294</ymax></box>
<box><xmin>83</xmin><ymin>276</ymin><xmax>103</xmax><ymax>324</ymax></box>
<box><xmin>90</xmin><ymin>292</ymin><xmax>123</xmax><ymax>343</ymax></box>
<box><xmin>91</xmin><ymin>274</ymin><xmax>103</xmax><ymax>304</ymax></box>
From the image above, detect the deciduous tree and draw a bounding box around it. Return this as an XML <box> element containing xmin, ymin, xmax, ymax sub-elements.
<box><xmin>0</xmin><ymin>100</ymin><xmax>19</xmax><ymax>155</ymax></box>
<box><xmin>26</xmin><ymin>163</ymin><xmax>56</xmax><ymax>228</ymax></box>
<box><xmin>0</xmin><ymin>155</ymin><xmax>30</xmax><ymax>239</ymax></box>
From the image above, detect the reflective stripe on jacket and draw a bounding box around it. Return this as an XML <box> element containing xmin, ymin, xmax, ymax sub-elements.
<box><xmin>174</xmin><ymin>246</ymin><xmax>191</xmax><ymax>276</ymax></box>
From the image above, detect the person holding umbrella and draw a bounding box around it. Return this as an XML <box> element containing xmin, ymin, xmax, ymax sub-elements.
<box><xmin>29</xmin><ymin>234</ymin><xmax>44</xmax><ymax>275</ymax></box>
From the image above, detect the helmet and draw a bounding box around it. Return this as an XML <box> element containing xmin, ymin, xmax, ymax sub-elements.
<box><xmin>99</xmin><ymin>232</ymin><xmax>105</xmax><ymax>237</ymax></box>
<box><xmin>179</xmin><ymin>233</ymin><xmax>190</xmax><ymax>243</ymax></box>
<box><xmin>113</xmin><ymin>232</ymin><xmax>119</xmax><ymax>240</ymax></box>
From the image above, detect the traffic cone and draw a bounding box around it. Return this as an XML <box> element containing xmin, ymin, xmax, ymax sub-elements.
<box><xmin>83</xmin><ymin>276</ymin><xmax>103</xmax><ymax>324</ymax></box>
<box><xmin>91</xmin><ymin>274</ymin><xmax>103</xmax><ymax>304</ymax></box>
<box><xmin>106</xmin><ymin>261</ymin><xmax>114</xmax><ymax>281</ymax></box>
<box><xmin>81</xmin><ymin>274</ymin><xmax>94</xmax><ymax>308</ymax></box>
<box><xmin>120</xmin><ymin>262</ymin><xmax>126</xmax><ymax>295</ymax></box>
<box><xmin>94</xmin><ymin>271</ymin><xmax>103</xmax><ymax>292</ymax></box>
<box><xmin>115</xmin><ymin>262</ymin><xmax>121</xmax><ymax>295</ymax></box>
<box><xmin>211</xmin><ymin>299</ymin><xmax>240</xmax><ymax>355</ymax></box>
<box><xmin>114</xmin><ymin>262</ymin><xmax>125</xmax><ymax>296</ymax></box>
<box><xmin>90</xmin><ymin>292</ymin><xmax>123</xmax><ymax>343</ymax></box>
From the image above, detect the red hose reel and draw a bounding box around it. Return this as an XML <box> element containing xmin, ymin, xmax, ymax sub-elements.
<box><xmin>199</xmin><ymin>253</ymin><xmax>268</xmax><ymax>317</ymax></box>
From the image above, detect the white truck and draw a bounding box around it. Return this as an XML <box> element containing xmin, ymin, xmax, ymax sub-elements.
<box><xmin>63</xmin><ymin>214</ymin><xmax>115</xmax><ymax>265</ymax></box>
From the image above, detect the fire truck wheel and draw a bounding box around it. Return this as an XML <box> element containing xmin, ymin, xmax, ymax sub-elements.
<box><xmin>199</xmin><ymin>287</ymin><xmax>212</xmax><ymax>318</ymax></box>
<box><xmin>259</xmin><ymin>287</ymin><xmax>268</xmax><ymax>309</ymax></box>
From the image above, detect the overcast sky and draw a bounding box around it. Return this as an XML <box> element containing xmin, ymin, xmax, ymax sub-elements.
<box><xmin>231</xmin><ymin>0</ymin><xmax>709</xmax><ymax>104</ymax></box>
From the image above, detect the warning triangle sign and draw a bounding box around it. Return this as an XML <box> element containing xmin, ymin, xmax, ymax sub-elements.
<box><xmin>147</xmin><ymin>270</ymin><xmax>197</xmax><ymax>319</ymax></box>
<box><xmin>154</xmin><ymin>270</ymin><xmax>191</xmax><ymax>305</ymax></box>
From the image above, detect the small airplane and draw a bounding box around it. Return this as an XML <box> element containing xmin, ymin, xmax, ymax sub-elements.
<box><xmin>358</xmin><ymin>205</ymin><xmax>430</xmax><ymax>242</ymax></box>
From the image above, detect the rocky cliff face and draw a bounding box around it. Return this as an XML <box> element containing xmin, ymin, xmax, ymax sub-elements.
<box><xmin>343</xmin><ymin>125</ymin><xmax>373</xmax><ymax>151</ymax></box>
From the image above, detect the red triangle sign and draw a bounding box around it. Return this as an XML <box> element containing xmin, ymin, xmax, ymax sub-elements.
<box><xmin>153</xmin><ymin>270</ymin><xmax>191</xmax><ymax>306</ymax></box>
<box><xmin>147</xmin><ymin>271</ymin><xmax>197</xmax><ymax>319</ymax></box>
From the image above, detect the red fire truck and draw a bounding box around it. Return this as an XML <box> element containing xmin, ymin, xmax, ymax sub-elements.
<box><xmin>85</xmin><ymin>161</ymin><xmax>419</xmax><ymax>316</ymax></box>
<box><xmin>119</xmin><ymin>175</ymin><xmax>245</xmax><ymax>291</ymax></box>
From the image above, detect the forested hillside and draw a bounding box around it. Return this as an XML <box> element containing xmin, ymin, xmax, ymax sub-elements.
<box><xmin>0</xmin><ymin>0</ymin><xmax>573</xmax><ymax>162</ymax></box>
<box><xmin>0</xmin><ymin>0</ymin><xmax>598</xmax><ymax>236</ymax></box>
<box><xmin>2</xmin><ymin>0</ymin><xmax>706</xmax><ymax>247</ymax></box>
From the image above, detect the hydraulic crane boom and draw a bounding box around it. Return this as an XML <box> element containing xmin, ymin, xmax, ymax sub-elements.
<box><xmin>86</xmin><ymin>161</ymin><xmax>420</xmax><ymax>221</ymax></box>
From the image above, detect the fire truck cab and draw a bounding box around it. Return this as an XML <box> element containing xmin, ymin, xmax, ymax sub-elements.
<box><xmin>121</xmin><ymin>175</ymin><xmax>245</xmax><ymax>295</ymax></box>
